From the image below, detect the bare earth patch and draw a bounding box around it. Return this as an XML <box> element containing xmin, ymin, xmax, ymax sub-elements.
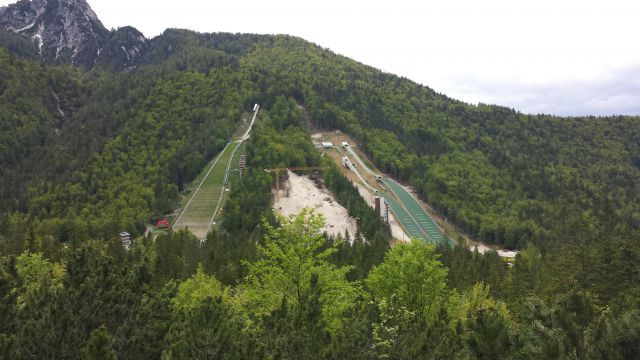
<box><xmin>275</xmin><ymin>171</ymin><xmax>358</xmax><ymax>242</ymax></box>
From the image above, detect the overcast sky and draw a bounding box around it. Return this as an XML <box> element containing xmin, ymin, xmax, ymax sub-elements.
<box><xmin>3</xmin><ymin>0</ymin><xmax>639</xmax><ymax>116</ymax></box>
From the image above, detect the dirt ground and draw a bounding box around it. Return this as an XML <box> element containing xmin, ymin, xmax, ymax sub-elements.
<box><xmin>468</xmin><ymin>241</ymin><xmax>518</xmax><ymax>258</ymax></box>
<box><xmin>274</xmin><ymin>171</ymin><xmax>358</xmax><ymax>242</ymax></box>
<box><xmin>316</xmin><ymin>131</ymin><xmax>382</xmax><ymax>189</ymax></box>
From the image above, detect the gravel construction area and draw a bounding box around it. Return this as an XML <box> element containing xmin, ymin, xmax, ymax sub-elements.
<box><xmin>275</xmin><ymin>171</ymin><xmax>358</xmax><ymax>242</ymax></box>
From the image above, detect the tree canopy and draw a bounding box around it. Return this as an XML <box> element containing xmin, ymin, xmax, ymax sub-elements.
<box><xmin>0</xmin><ymin>27</ymin><xmax>639</xmax><ymax>358</ymax></box>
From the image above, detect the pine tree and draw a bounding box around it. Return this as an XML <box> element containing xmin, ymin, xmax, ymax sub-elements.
<box><xmin>24</xmin><ymin>225</ymin><xmax>37</xmax><ymax>253</ymax></box>
<box><xmin>465</xmin><ymin>307</ymin><xmax>512</xmax><ymax>359</ymax></box>
<box><xmin>552</xmin><ymin>290</ymin><xmax>597</xmax><ymax>360</ymax></box>
<box><xmin>82</xmin><ymin>326</ymin><xmax>117</xmax><ymax>360</ymax></box>
<box><xmin>163</xmin><ymin>296</ymin><xmax>243</xmax><ymax>359</ymax></box>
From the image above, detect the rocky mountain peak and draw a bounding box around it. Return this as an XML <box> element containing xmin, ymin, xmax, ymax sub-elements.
<box><xmin>0</xmin><ymin>0</ymin><xmax>111</xmax><ymax>67</ymax></box>
<box><xmin>96</xmin><ymin>26</ymin><xmax>149</xmax><ymax>71</ymax></box>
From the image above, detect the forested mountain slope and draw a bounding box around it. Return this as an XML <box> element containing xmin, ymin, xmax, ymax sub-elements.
<box><xmin>3</xmin><ymin>28</ymin><xmax>639</xmax><ymax>249</ymax></box>
<box><xmin>0</xmin><ymin>45</ymin><xmax>256</xmax><ymax>252</ymax></box>
<box><xmin>0</xmin><ymin>2</ymin><xmax>639</xmax><ymax>357</ymax></box>
<box><xmin>239</xmin><ymin>37</ymin><xmax>640</xmax><ymax>248</ymax></box>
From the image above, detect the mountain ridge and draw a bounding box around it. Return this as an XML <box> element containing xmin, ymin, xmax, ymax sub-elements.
<box><xmin>0</xmin><ymin>0</ymin><xmax>139</xmax><ymax>67</ymax></box>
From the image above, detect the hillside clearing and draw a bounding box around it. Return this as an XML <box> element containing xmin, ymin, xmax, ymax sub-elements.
<box><xmin>275</xmin><ymin>171</ymin><xmax>358</xmax><ymax>241</ymax></box>
<box><xmin>173</xmin><ymin>143</ymin><xmax>234</xmax><ymax>239</ymax></box>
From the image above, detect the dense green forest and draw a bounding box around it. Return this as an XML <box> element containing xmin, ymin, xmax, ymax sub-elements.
<box><xmin>0</xmin><ymin>27</ymin><xmax>639</xmax><ymax>358</ymax></box>
<box><xmin>238</xmin><ymin>37</ymin><xmax>640</xmax><ymax>249</ymax></box>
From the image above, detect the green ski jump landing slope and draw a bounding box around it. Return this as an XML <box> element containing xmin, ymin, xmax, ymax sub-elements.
<box><xmin>341</xmin><ymin>141</ymin><xmax>453</xmax><ymax>246</ymax></box>
<box><xmin>172</xmin><ymin>143</ymin><xmax>234</xmax><ymax>239</ymax></box>
<box><xmin>382</xmin><ymin>178</ymin><xmax>454</xmax><ymax>247</ymax></box>
<box><xmin>173</xmin><ymin>106</ymin><xmax>259</xmax><ymax>240</ymax></box>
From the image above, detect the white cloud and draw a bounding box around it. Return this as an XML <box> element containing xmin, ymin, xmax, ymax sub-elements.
<box><xmin>448</xmin><ymin>65</ymin><xmax>640</xmax><ymax>116</ymax></box>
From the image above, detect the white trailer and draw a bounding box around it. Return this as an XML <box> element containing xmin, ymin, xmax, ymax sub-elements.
<box><xmin>343</xmin><ymin>156</ymin><xmax>350</xmax><ymax>169</ymax></box>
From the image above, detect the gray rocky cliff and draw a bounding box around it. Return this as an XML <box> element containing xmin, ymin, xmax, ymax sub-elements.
<box><xmin>0</xmin><ymin>0</ymin><xmax>146</xmax><ymax>69</ymax></box>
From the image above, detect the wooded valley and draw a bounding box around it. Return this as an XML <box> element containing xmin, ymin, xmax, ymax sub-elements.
<box><xmin>0</xmin><ymin>27</ymin><xmax>639</xmax><ymax>358</ymax></box>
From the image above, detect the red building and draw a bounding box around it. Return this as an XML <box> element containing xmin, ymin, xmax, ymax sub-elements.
<box><xmin>156</xmin><ymin>219</ymin><xmax>170</xmax><ymax>228</ymax></box>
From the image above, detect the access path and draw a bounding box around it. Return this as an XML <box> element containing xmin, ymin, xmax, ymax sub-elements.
<box><xmin>341</xmin><ymin>142</ymin><xmax>453</xmax><ymax>246</ymax></box>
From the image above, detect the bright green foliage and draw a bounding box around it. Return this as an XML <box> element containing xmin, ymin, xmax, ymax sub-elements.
<box><xmin>237</xmin><ymin>209</ymin><xmax>359</xmax><ymax>334</ymax></box>
<box><xmin>370</xmin><ymin>298</ymin><xmax>402</xmax><ymax>359</ymax></box>
<box><xmin>367</xmin><ymin>241</ymin><xmax>450</xmax><ymax>323</ymax></box>
<box><xmin>172</xmin><ymin>264</ymin><xmax>223</xmax><ymax>312</ymax></box>
<box><xmin>456</xmin><ymin>282</ymin><xmax>510</xmax><ymax>322</ymax></box>
<box><xmin>16</xmin><ymin>252</ymin><xmax>56</xmax><ymax>289</ymax></box>
<box><xmin>15</xmin><ymin>252</ymin><xmax>63</xmax><ymax>309</ymax></box>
